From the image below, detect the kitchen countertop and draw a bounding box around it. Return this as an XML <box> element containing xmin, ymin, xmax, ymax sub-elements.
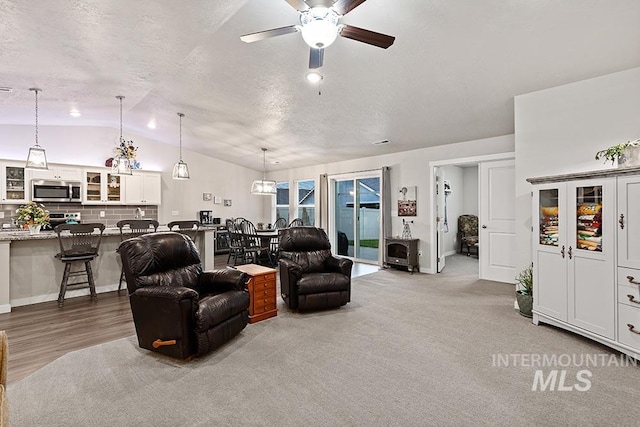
<box><xmin>0</xmin><ymin>224</ymin><xmax>221</xmax><ymax>242</ymax></box>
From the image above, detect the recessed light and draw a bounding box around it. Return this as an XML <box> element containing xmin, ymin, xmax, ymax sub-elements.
<box><xmin>0</xmin><ymin>87</ymin><xmax>13</xmax><ymax>93</ymax></box>
<box><xmin>305</xmin><ymin>71</ymin><xmax>323</xmax><ymax>83</ymax></box>
<box><xmin>147</xmin><ymin>121</ymin><xmax>156</xmax><ymax>129</ymax></box>
<box><xmin>69</xmin><ymin>110</ymin><xmax>81</xmax><ymax>118</ymax></box>
<box><xmin>372</xmin><ymin>139</ymin><xmax>390</xmax><ymax>145</ymax></box>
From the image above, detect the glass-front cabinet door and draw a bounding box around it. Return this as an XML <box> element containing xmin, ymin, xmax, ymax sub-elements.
<box><xmin>1</xmin><ymin>163</ymin><xmax>28</xmax><ymax>203</ymax></box>
<box><xmin>83</xmin><ymin>170</ymin><xmax>124</xmax><ymax>204</ymax></box>
<box><xmin>566</xmin><ymin>178</ymin><xmax>615</xmax><ymax>339</ymax></box>
<box><xmin>533</xmin><ymin>183</ymin><xmax>567</xmax><ymax>322</ymax></box>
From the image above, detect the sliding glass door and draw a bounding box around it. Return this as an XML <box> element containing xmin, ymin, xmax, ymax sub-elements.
<box><xmin>333</xmin><ymin>175</ymin><xmax>381</xmax><ymax>262</ymax></box>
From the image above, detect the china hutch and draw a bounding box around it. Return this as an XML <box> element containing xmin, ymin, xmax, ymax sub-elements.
<box><xmin>528</xmin><ymin>166</ymin><xmax>640</xmax><ymax>358</ymax></box>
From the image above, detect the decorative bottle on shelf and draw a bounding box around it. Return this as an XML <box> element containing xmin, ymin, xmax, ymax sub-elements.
<box><xmin>402</xmin><ymin>220</ymin><xmax>412</xmax><ymax>239</ymax></box>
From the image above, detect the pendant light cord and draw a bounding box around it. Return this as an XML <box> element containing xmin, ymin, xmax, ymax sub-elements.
<box><xmin>116</xmin><ymin>95</ymin><xmax>125</xmax><ymax>144</ymax></box>
<box><xmin>178</xmin><ymin>113</ymin><xmax>184</xmax><ymax>161</ymax></box>
<box><xmin>262</xmin><ymin>148</ymin><xmax>267</xmax><ymax>181</ymax></box>
<box><xmin>33</xmin><ymin>88</ymin><xmax>40</xmax><ymax>148</ymax></box>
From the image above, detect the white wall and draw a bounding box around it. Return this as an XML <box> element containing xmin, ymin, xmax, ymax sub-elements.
<box><xmin>462</xmin><ymin>166</ymin><xmax>479</xmax><ymax>216</ymax></box>
<box><xmin>0</xmin><ymin>124</ymin><xmax>266</xmax><ymax>224</ymax></box>
<box><xmin>267</xmin><ymin>134</ymin><xmax>515</xmax><ymax>272</ymax></box>
<box><xmin>514</xmin><ymin>67</ymin><xmax>640</xmax><ymax>271</ymax></box>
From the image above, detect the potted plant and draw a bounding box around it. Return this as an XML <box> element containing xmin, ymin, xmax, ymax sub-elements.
<box><xmin>15</xmin><ymin>201</ymin><xmax>50</xmax><ymax>234</ymax></box>
<box><xmin>595</xmin><ymin>138</ymin><xmax>640</xmax><ymax>167</ymax></box>
<box><xmin>515</xmin><ymin>266</ymin><xmax>533</xmax><ymax>318</ymax></box>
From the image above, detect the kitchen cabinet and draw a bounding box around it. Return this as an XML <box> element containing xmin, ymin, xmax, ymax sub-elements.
<box><xmin>124</xmin><ymin>172</ymin><xmax>161</xmax><ymax>205</ymax></box>
<box><xmin>30</xmin><ymin>165</ymin><xmax>81</xmax><ymax>181</ymax></box>
<box><xmin>83</xmin><ymin>169</ymin><xmax>124</xmax><ymax>204</ymax></box>
<box><xmin>1</xmin><ymin>162</ymin><xmax>28</xmax><ymax>204</ymax></box>
<box><xmin>528</xmin><ymin>167</ymin><xmax>640</xmax><ymax>359</ymax></box>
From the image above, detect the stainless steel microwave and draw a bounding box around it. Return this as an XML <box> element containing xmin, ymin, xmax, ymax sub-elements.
<box><xmin>31</xmin><ymin>180</ymin><xmax>82</xmax><ymax>203</ymax></box>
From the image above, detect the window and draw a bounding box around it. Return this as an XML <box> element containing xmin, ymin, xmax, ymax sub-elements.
<box><xmin>276</xmin><ymin>181</ymin><xmax>290</xmax><ymax>223</ymax></box>
<box><xmin>296</xmin><ymin>179</ymin><xmax>315</xmax><ymax>226</ymax></box>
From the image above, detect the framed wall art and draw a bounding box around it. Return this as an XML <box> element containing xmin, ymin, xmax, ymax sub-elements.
<box><xmin>398</xmin><ymin>186</ymin><xmax>417</xmax><ymax>216</ymax></box>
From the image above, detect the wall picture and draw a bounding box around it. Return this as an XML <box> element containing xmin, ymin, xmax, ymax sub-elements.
<box><xmin>223</xmin><ymin>199</ymin><xmax>232</xmax><ymax>207</ymax></box>
<box><xmin>398</xmin><ymin>186</ymin><xmax>417</xmax><ymax>216</ymax></box>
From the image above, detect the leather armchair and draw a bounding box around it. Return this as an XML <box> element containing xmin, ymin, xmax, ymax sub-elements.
<box><xmin>278</xmin><ymin>227</ymin><xmax>353</xmax><ymax>310</ymax></box>
<box><xmin>118</xmin><ymin>232</ymin><xmax>250</xmax><ymax>359</ymax></box>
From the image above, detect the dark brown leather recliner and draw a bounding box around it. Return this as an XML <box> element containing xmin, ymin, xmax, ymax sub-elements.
<box><xmin>278</xmin><ymin>227</ymin><xmax>353</xmax><ymax>310</ymax></box>
<box><xmin>118</xmin><ymin>232</ymin><xmax>250</xmax><ymax>359</ymax></box>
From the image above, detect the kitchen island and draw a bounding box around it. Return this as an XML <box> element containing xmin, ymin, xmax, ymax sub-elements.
<box><xmin>0</xmin><ymin>225</ymin><xmax>219</xmax><ymax>312</ymax></box>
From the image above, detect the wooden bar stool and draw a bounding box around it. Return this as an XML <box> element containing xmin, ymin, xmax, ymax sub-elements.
<box><xmin>54</xmin><ymin>223</ymin><xmax>105</xmax><ymax>307</ymax></box>
<box><xmin>116</xmin><ymin>219</ymin><xmax>159</xmax><ymax>292</ymax></box>
<box><xmin>168</xmin><ymin>220</ymin><xmax>201</xmax><ymax>242</ymax></box>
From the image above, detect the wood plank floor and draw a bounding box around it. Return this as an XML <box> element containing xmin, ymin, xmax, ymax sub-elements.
<box><xmin>0</xmin><ymin>254</ymin><xmax>378</xmax><ymax>385</ymax></box>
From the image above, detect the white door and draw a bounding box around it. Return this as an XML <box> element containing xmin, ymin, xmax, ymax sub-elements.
<box><xmin>435</xmin><ymin>168</ymin><xmax>446</xmax><ymax>272</ymax></box>
<box><xmin>479</xmin><ymin>159</ymin><xmax>516</xmax><ymax>283</ymax></box>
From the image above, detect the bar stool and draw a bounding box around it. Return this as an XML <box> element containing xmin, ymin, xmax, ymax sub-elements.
<box><xmin>116</xmin><ymin>219</ymin><xmax>159</xmax><ymax>292</ymax></box>
<box><xmin>168</xmin><ymin>220</ymin><xmax>201</xmax><ymax>242</ymax></box>
<box><xmin>54</xmin><ymin>223</ymin><xmax>105</xmax><ymax>307</ymax></box>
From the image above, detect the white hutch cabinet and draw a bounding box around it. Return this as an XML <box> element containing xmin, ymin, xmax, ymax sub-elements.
<box><xmin>528</xmin><ymin>167</ymin><xmax>640</xmax><ymax>357</ymax></box>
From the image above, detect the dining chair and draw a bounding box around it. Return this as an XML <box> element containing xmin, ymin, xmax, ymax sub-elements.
<box><xmin>288</xmin><ymin>218</ymin><xmax>304</xmax><ymax>227</ymax></box>
<box><xmin>270</xmin><ymin>217</ymin><xmax>288</xmax><ymax>263</ymax></box>
<box><xmin>226</xmin><ymin>219</ymin><xmax>246</xmax><ymax>266</ymax></box>
<box><xmin>116</xmin><ymin>219</ymin><xmax>159</xmax><ymax>292</ymax></box>
<box><xmin>239</xmin><ymin>219</ymin><xmax>272</xmax><ymax>266</ymax></box>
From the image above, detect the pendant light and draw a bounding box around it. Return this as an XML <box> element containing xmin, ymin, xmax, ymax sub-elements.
<box><xmin>112</xmin><ymin>95</ymin><xmax>132</xmax><ymax>175</ymax></box>
<box><xmin>251</xmin><ymin>148</ymin><xmax>276</xmax><ymax>195</ymax></box>
<box><xmin>25</xmin><ymin>88</ymin><xmax>48</xmax><ymax>170</ymax></box>
<box><xmin>172</xmin><ymin>113</ymin><xmax>190</xmax><ymax>180</ymax></box>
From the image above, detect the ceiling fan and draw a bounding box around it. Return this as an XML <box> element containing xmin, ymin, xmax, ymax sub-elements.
<box><xmin>240</xmin><ymin>0</ymin><xmax>395</xmax><ymax>69</ymax></box>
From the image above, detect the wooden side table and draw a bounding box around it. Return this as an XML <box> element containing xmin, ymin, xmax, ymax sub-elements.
<box><xmin>235</xmin><ymin>264</ymin><xmax>277</xmax><ymax>324</ymax></box>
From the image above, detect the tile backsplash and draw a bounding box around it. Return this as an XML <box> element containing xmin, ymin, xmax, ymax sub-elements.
<box><xmin>0</xmin><ymin>203</ymin><xmax>158</xmax><ymax>228</ymax></box>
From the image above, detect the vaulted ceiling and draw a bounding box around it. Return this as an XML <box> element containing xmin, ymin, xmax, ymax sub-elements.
<box><xmin>1</xmin><ymin>0</ymin><xmax>639</xmax><ymax>171</ymax></box>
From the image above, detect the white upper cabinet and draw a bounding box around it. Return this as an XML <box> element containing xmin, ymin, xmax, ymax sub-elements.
<box><xmin>83</xmin><ymin>169</ymin><xmax>125</xmax><ymax>205</ymax></box>
<box><xmin>1</xmin><ymin>161</ymin><xmax>28</xmax><ymax>204</ymax></box>
<box><xmin>30</xmin><ymin>165</ymin><xmax>81</xmax><ymax>181</ymax></box>
<box><xmin>124</xmin><ymin>172</ymin><xmax>161</xmax><ymax>205</ymax></box>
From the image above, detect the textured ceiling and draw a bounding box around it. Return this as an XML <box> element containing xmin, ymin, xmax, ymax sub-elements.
<box><xmin>1</xmin><ymin>0</ymin><xmax>640</xmax><ymax>171</ymax></box>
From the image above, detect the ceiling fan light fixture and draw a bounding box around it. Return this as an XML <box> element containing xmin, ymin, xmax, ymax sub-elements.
<box><xmin>305</xmin><ymin>71</ymin><xmax>323</xmax><ymax>83</ymax></box>
<box><xmin>300</xmin><ymin>7</ymin><xmax>340</xmax><ymax>49</ymax></box>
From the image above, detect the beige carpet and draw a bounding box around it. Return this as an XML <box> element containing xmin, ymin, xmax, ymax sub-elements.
<box><xmin>8</xmin><ymin>260</ymin><xmax>640</xmax><ymax>426</ymax></box>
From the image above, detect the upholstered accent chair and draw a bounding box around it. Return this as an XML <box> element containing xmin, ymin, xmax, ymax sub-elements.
<box><xmin>278</xmin><ymin>227</ymin><xmax>353</xmax><ymax>311</ymax></box>
<box><xmin>118</xmin><ymin>232</ymin><xmax>250</xmax><ymax>359</ymax></box>
<box><xmin>458</xmin><ymin>214</ymin><xmax>479</xmax><ymax>256</ymax></box>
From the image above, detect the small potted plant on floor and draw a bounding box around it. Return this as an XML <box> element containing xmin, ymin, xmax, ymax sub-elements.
<box><xmin>595</xmin><ymin>138</ymin><xmax>640</xmax><ymax>167</ymax></box>
<box><xmin>515</xmin><ymin>266</ymin><xmax>533</xmax><ymax>318</ymax></box>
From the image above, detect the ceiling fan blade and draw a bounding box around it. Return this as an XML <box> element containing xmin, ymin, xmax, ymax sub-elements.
<box><xmin>309</xmin><ymin>48</ymin><xmax>324</xmax><ymax>69</ymax></box>
<box><xmin>240</xmin><ymin>25</ymin><xmax>299</xmax><ymax>43</ymax></box>
<box><xmin>283</xmin><ymin>0</ymin><xmax>309</xmax><ymax>11</ymax></box>
<box><xmin>340</xmin><ymin>24</ymin><xmax>395</xmax><ymax>48</ymax></box>
<box><xmin>332</xmin><ymin>0</ymin><xmax>367</xmax><ymax>15</ymax></box>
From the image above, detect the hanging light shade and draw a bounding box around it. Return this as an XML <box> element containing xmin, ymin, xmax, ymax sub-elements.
<box><xmin>25</xmin><ymin>88</ymin><xmax>48</xmax><ymax>170</ymax></box>
<box><xmin>251</xmin><ymin>148</ymin><xmax>276</xmax><ymax>195</ymax></box>
<box><xmin>112</xmin><ymin>95</ymin><xmax>133</xmax><ymax>175</ymax></box>
<box><xmin>172</xmin><ymin>113</ymin><xmax>190</xmax><ymax>180</ymax></box>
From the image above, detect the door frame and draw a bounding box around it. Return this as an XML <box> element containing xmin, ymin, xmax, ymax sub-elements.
<box><xmin>328</xmin><ymin>170</ymin><xmax>382</xmax><ymax>265</ymax></box>
<box><xmin>427</xmin><ymin>152</ymin><xmax>515</xmax><ymax>274</ymax></box>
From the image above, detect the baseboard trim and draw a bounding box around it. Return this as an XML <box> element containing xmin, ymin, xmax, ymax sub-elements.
<box><xmin>0</xmin><ymin>304</ymin><xmax>11</xmax><ymax>314</ymax></box>
<box><xmin>11</xmin><ymin>283</ymin><xmax>121</xmax><ymax>308</ymax></box>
